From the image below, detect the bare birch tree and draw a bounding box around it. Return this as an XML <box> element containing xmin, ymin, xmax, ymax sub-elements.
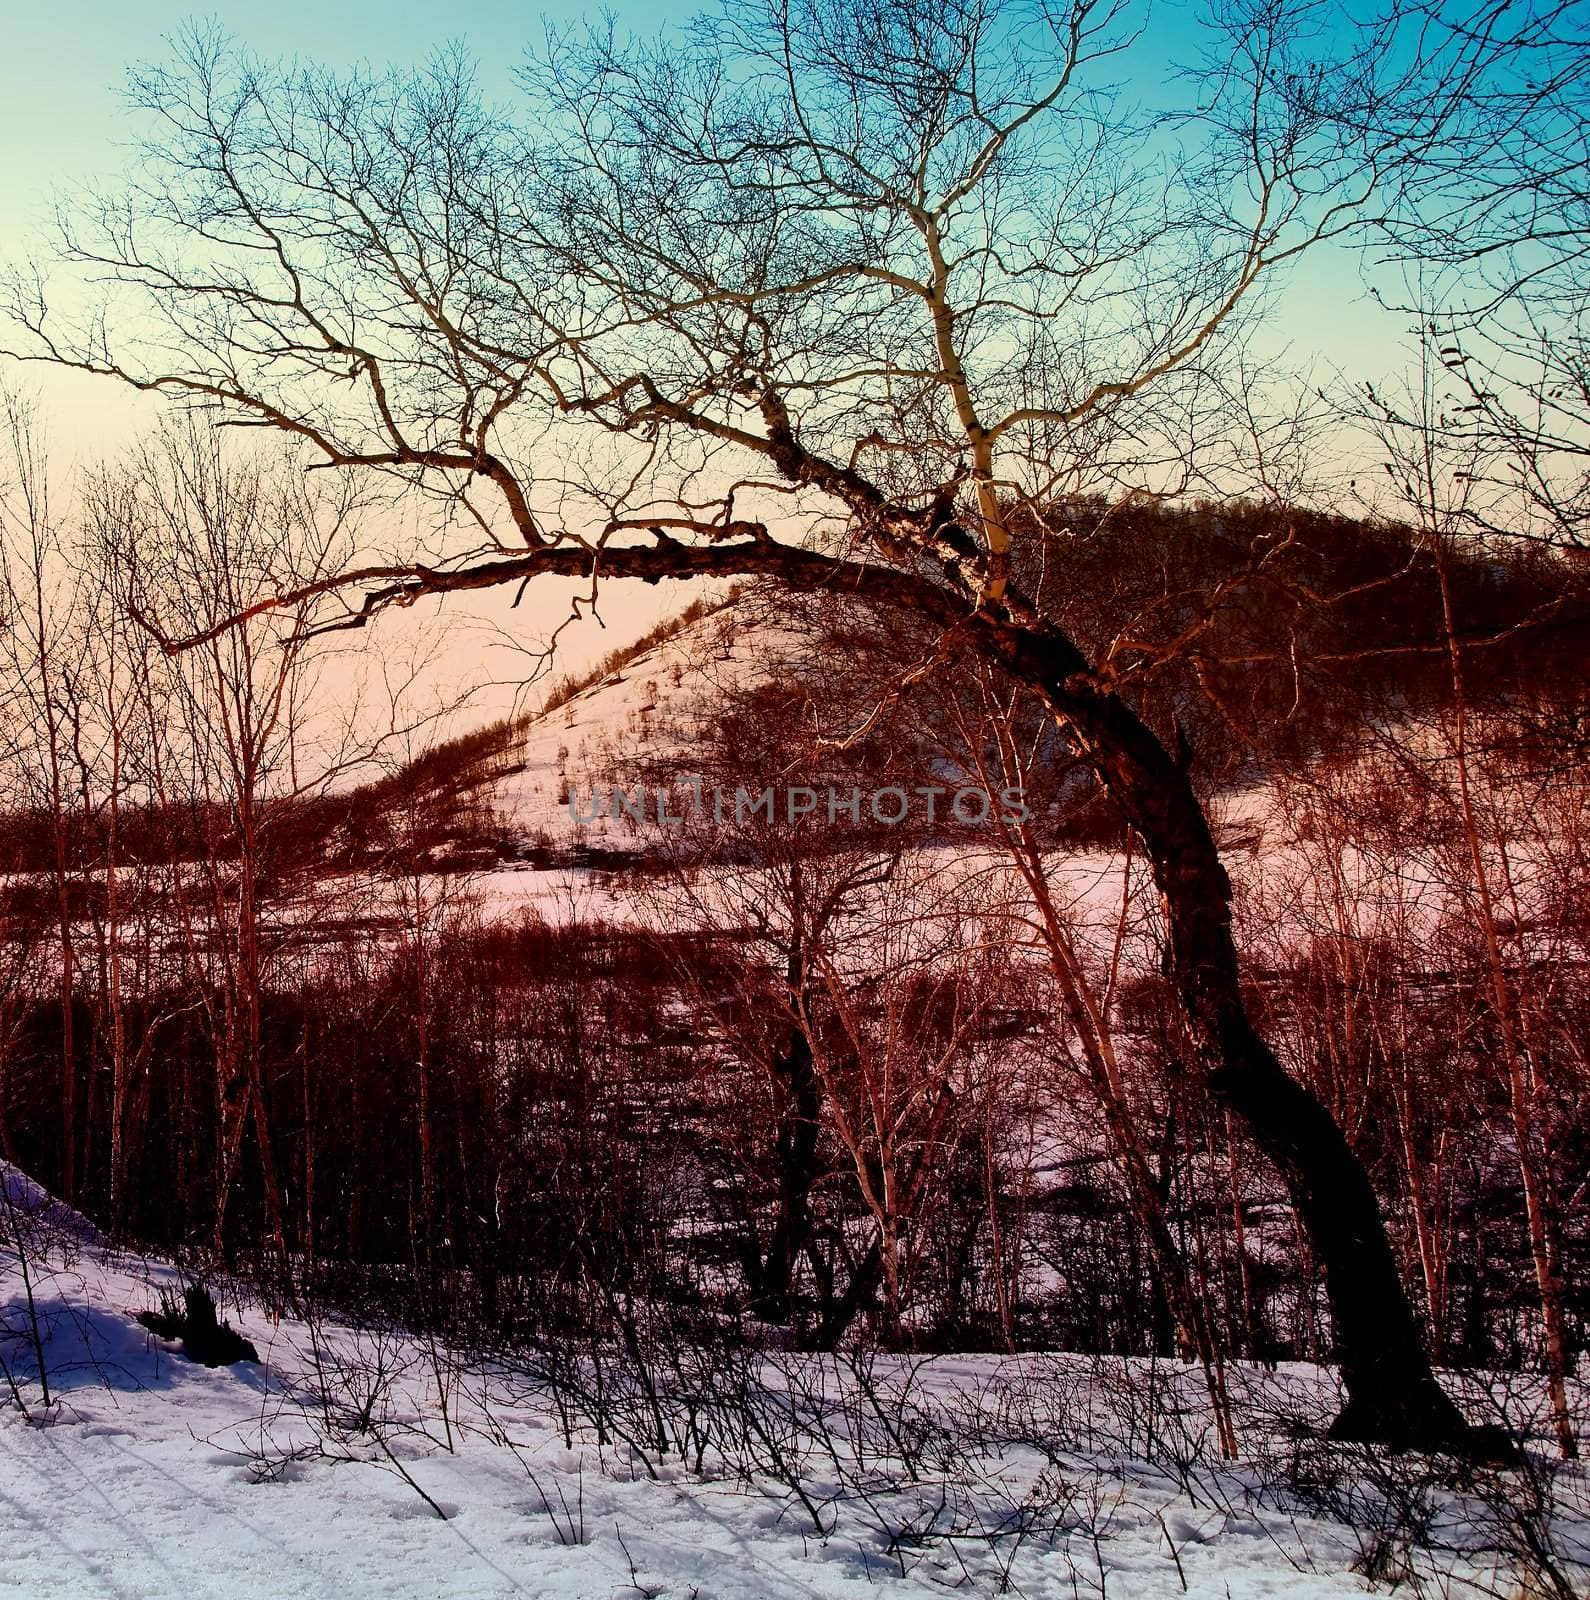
<box><xmin>3</xmin><ymin>0</ymin><xmax>1541</xmax><ymax>1444</ymax></box>
<box><xmin>91</xmin><ymin>424</ymin><xmax>358</xmax><ymax>1262</ymax></box>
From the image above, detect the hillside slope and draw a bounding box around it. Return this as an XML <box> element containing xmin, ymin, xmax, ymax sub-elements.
<box><xmin>488</xmin><ymin>598</ymin><xmax>807</xmax><ymax>849</ymax></box>
<box><xmin>4</xmin><ymin>1162</ymin><xmax>1582</xmax><ymax>1599</ymax></box>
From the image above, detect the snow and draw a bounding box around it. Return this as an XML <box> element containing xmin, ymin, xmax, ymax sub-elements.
<box><xmin>2</xmin><ymin>1165</ymin><xmax>1586</xmax><ymax>1599</ymax></box>
<box><xmin>490</xmin><ymin>604</ymin><xmax>802</xmax><ymax>849</ymax></box>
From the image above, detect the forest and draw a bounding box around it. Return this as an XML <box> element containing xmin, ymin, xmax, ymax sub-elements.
<box><xmin>0</xmin><ymin>0</ymin><xmax>1585</xmax><ymax>1594</ymax></box>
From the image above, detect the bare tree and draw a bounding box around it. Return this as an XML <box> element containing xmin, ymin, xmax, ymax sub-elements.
<box><xmin>1354</xmin><ymin>364</ymin><xmax>1580</xmax><ymax>1457</ymax></box>
<box><xmin>91</xmin><ymin>424</ymin><xmax>359</xmax><ymax>1263</ymax></box>
<box><xmin>4</xmin><ymin>0</ymin><xmax>1534</xmax><ymax>1443</ymax></box>
<box><xmin>0</xmin><ymin>397</ymin><xmax>85</xmax><ymax>1203</ymax></box>
<box><xmin>1371</xmin><ymin>0</ymin><xmax>1588</xmax><ymax>549</ymax></box>
<box><xmin>941</xmin><ymin>670</ymin><xmax>1240</xmax><ymax>1453</ymax></box>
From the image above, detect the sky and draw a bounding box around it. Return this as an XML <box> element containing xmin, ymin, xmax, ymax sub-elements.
<box><xmin>0</xmin><ymin>0</ymin><xmax>625</xmax><ymax>454</ymax></box>
<box><xmin>0</xmin><ymin>1</ymin><xmax>1421</xmax><ymax>723</ymax></box>
<box><xmin>0</xmin><ymin>0</ymin><xmax>697</xmax><ymax>721</ymax></box>
<box><xmin>0</xmin><ymin>0</ymin><xmax>1415</xmax><ymax>403</ymax></box>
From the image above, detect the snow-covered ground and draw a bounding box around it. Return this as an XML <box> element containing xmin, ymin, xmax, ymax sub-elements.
<box><xmin>1</xmin><ymin>1165</ymin><xmax>1585</xmax><ymax>1600</ymax></box>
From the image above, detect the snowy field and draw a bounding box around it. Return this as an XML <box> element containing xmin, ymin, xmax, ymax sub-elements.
<box><xmin>1</xmin><ymin>1168</ymin><xmax>1585</xmax><ymax>1600</ymax></box>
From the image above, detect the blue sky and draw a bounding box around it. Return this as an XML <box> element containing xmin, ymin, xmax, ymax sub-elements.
<box><xmin>0</xmin><ymin>1</ymin><xmax>653</xmax><ymax>445</ymax></box>
<box><xmin>0</xmin><ymin>1</ymin><xmax>1418</xmax><ymax>703</ymax></box>
<box><xmin>1</xmin><ymin>3</ymin><xmax>582</xmax><ymax>228</ymax></box>
<box><xmin>0</xmin><ymin>0</ymin><xmax>1413</xmax><ymax>417</ymax></box>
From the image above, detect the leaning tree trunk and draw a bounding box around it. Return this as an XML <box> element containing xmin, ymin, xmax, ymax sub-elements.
<box><xmin>971</xmin><ymin>613</ymin><xmax>1472</xmax><ymax>1449</ymax></box>
<box><xmin>658</xmin><ymin>543</ymin><xmax>1472</xmax><ymax>1446</ymax></box>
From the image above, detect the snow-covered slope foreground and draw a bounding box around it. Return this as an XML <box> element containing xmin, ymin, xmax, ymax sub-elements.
<box><xmin>1</xmin><ymin>1164</ymin><xmax>1585</xmax><ymax>1600</ymax></box>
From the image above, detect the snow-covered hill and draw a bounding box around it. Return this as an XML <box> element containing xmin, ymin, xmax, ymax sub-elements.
<box><xmin>486</xmin><ymin>599</ymin><xmax>805</xmax><ymax>848</ymax></box>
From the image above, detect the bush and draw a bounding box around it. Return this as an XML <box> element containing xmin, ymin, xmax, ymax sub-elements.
<box><xmin>138</xmin><ymin>1285</ymin><xmax>259</xmax><ymax>1367</ymax></box>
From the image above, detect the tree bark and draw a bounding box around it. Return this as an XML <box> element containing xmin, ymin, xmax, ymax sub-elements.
<box><xmin>752</xmin><ymin>1022</ymin><xmax>823</xmax><ymax>1326</ymax></box>
<box><xmin>973</xmin><ymin>614</ymin><xmax>1471</xmax><ymax>1449</ymax></box>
